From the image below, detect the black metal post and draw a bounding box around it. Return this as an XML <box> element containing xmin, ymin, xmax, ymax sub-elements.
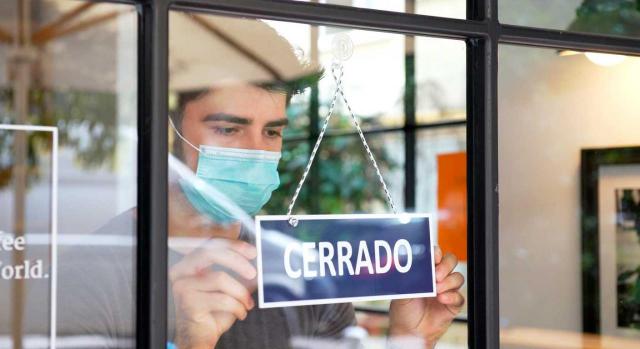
<box><xmin>137</xmin><ymin>1</ymin><xmax>169</xmax><ymax>348</ymax></box>
<box><xmin>501</xmin><ymin>24</ymin><xmax>640</xmax><ymax>55</ymax></box>
<box><xmin>467</xmin><ymin>0</ymin><xmax>500</xmax><ymax>348</ymax></box>
<box><xmin>466</xmin><ymin>37</ymin><xmax>500</xmax><ymax>349</ymax></box>
<box><xmin>403</xmin><ymin>36</ymin><xmax>416</xmax><ymax>211</ymax></box>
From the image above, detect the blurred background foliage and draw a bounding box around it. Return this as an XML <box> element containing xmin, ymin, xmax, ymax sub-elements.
<box><xmin>569</xmin><ymin>0</ymin><xmax>640</xmax><ymax>36</ymax></box>
<box><xmin>263</xmin><ymin>130</ymin><xmax>399</xmax><ymax>215</ymax></box>
<box><xmin>0</xmin><ymin>88</ymin><xmax>118</xmax><ymax>189</ymax></box>
<box><xmin>252</xmin><ymin>95</ymin><xmax>400</xmax><ymax>215</ymax></box>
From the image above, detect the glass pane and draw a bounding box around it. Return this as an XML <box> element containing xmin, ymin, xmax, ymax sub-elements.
<box><xmin>499</xmin><ymin>44</ymin><xmax>640</xmax><ymax>347</ymax></box>
<box><xmin>0</xmin><ymin>0</ymin><xmax>137</xmax><ymax>347</ymax></box>
<box><xmin>416</xmin><ymin>126</ymin><xmax>468</xmax><ymax>325</ymax></box>
<box><xmin>295</xmin><ymin>0</ymin><xmax>465</xmax><ymax>19</ymax></box>
<box><xmin>168</xmin><ymin>11</ymin><xmax>467</xmax><ymax>349</ymax></box>
<box><xmin>316</xmin><ymin>133</ymin><xmax>405</xmax><ymax>213</ymax></box>
<box><xmin>309</xmin><ymin>31</ymin><xmax>466</xmax><ymax>132</ymax></box>
<box><xmin>416</xmin><ymin>127</ymin><xmax>466</xmax><ymax>213</ymax></box>
<box><xmin>415</xmin><ymin>39</ymin><xmax>466</xmax><ymax>123</ymax></box>
<box><xmin>501</xmin><ymin>0</ymin><xmax>640</xmax><ymax>39</ymax></box>
<box><xmin>317</xmin><ymin>29</ymin><xmax>406</xmax><ymax>131</ymax></box>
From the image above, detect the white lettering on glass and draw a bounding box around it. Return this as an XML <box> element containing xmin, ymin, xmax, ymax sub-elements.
<box><xmin>0</xmin><ymin>230</ymin><xmax>48</xmax><ymax>280</ymax></box>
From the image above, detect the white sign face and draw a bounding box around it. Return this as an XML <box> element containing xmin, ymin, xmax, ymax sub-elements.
<box><xmin>0</xmin><ymin>124</ymin><xmax>58</xmax><ymax>348</ymax></box>
<box><xmin>255</xmin><ymin>213</ymin><xmax>436</xmax><ymax>308</ymax></box>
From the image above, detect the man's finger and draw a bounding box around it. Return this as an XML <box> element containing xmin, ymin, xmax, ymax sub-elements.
<box><xmin>208</xmin><ymin>293</ymin><xmax>250</xmax><ymax>321</ymax></box>
<box><xmin>173</xmin><ymin>271</ymin><xmax>255</xmax><ymax>309</ymax></box>
<box><xmin>437</xmin><ymin>291</ymin><xmax>465</xmax><ymax>309</ymax></box>
<box><xmin>436</xmin><ymin>272</ymin><xmax>464</xmax><ymax>294</ymax></box>
<box><xmin>435</xmin><ymin>252</ymin><xmax>458</xmax><ymax>282</ymax></box>
<box><xmin>433</xmin><ymin>246</ymin><xmax>443</xmax><ymax>265</ymax></box>
<box><xmin>186</xmin><ymin>292</ymin><xmax>249</xmax><ymax>321</ymax></box>
<box><xmin>170</xmin><ymin>244</ymin><xmax>256</xmax><ymax>281</ymax></box>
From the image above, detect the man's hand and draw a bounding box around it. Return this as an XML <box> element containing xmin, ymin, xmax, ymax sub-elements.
<box><xmin>389</xmin><ymin>247</ymin><xmax>465</xmax><ymax>348</ymax></box>
<box><xmin>170</xmin><ymin>239</ymin><xmax>257</xmax><ymax>349</ymax></box>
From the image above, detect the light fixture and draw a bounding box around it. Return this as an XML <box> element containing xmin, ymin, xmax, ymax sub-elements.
<box><xmin>558</xmin><ymin>49</ymin><xmax>627</xmax><ymax>67</ymax></box>
<box><xmin>584</xmin><ymin>52</ymin><xmax>627</xmax><ymax>66</ymax></box>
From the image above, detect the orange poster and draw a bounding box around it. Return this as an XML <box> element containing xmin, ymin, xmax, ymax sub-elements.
<box><xmin>437</xmin><ymin>152</ymin><xmax>467</xmax><ymax>261</ymax></box>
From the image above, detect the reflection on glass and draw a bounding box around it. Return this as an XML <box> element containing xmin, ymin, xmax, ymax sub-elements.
<box><xmin>0</xmin><ymin>0</ymin><xmax>137</xmax><ymax>347</ymax></box>
<box><xmin>499</xmin><ymin>44</ymin><xmax>640</xmax><ymax>348</ymax></box>
<box><xmin>167</xmin><ymin>11</ymin><xmax>467</xmax><ymax>349</ymax></box>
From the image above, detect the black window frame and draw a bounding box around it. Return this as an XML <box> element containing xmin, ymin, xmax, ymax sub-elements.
<box><xmin>95</xmin><ymin>0</ymin><xmax>640</xmax><ymax>348</ymax></box>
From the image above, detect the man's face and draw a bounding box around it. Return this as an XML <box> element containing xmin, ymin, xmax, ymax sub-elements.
<box><xmin>180</xmin><ymin>83</ymin><xmax>288</xmax><ymax>171</ymax></box>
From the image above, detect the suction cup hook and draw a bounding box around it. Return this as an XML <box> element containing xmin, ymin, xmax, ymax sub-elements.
<box><xmin>331</xmin><ymin>33</ymin><xmax>353</xmax><ymax>63</ymax></box>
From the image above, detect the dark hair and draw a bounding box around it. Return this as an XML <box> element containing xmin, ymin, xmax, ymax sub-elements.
<box><xmin>170</xmin><ymin>69</ymin><xmax>323</xmax><ymax>158</ymax></box>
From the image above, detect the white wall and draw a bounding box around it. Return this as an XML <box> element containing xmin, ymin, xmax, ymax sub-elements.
<box><xmin>498</xmin><ymin>45</ymin><xmax>640</xmax><ymax>332</ymax></box>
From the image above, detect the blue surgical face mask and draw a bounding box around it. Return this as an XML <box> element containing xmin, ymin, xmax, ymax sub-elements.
<box><xmin>170</xmin><ymin>119</ymin><xmax>281</xmax><ymax>224</ymax></box>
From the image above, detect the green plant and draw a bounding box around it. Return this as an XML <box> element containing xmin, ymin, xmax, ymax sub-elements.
<box><xmin>263</xmin><ymin>99</ymin><xmax>400</xmax><ymax>215</ymax></box>
<box><xmin>569</xmin><ymin>0</ymin><xmax>640</xmax><ymax>36</ymax></box>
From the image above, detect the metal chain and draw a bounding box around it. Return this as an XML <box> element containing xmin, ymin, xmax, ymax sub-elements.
<box><xmin>285</xmin><ymin>64</ymin><xmax>343</xmax><ymax>226</ymax></box>
<box><xmin>286</xmin><ymin>63</ymin><xmax>398</xmax><ymax>226</ymax></box>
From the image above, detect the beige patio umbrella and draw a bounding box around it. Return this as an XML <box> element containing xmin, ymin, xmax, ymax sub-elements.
<box><xmin>0</xmin><ymin>2</ymin><xmax>316</xmax><ymax>91</ymax></box>
<box><xmin>168</xmin><ymin>11</ymin><xmax>316</xmax><ymax>91</ymax></box>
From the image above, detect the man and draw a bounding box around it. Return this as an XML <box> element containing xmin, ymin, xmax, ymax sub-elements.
<box><xmin>58</xmin><ymin>14</ymin><xmax>464</xmax><ymax>349</ymax></box>
<box><xmin>165</xmin><ymin>16</ymin><xmax>465</xmax><ymax>349</ymax></box>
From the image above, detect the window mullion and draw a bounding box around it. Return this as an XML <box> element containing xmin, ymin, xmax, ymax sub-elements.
<box><xmin>136</xmin><ymin>1</ymin><xmax>169</xmax><ymax>348</ymax></box>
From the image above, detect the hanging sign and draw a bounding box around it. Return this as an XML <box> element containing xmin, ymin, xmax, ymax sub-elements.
<box><xmin>256</xmin><ymin>213</ymin><xmax>436</xmax><ymax>308</ymax></box>
<box><xmin>256</xmin><ymin>36</ymin><xmax>436</xmax><ymax>308</ymax></box>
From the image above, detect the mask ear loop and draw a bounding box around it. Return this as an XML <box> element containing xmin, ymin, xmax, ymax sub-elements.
<box><xmin>169</xmin><ymin>116</ymin><xmax>200</xmax><ymax>153</ymax></box>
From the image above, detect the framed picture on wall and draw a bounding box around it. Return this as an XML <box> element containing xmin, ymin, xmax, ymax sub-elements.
<box><xmin>581</xmin><ymin>146</ymin><xmax>640</xmax><ymax>337</ymax></box>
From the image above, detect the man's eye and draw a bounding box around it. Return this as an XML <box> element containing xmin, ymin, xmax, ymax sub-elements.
<box><xmin>213</xmin><ymin>127</ymin><xmax>238</xmax><ymax>136</ymax></box>
<box><xmin>265</xmin><ymin>129</ymin><xmax>282</xmax><ymax>138</ymax></box>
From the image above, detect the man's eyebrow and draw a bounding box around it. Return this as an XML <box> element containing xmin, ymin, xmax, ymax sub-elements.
<box><xmin>203</xmin><ymin>113</ymin><xmax>251</xmax><ymax>125</ymax></box>
<box><xmin>265</xmin><ymin>118</ymin><xmax>289</xmax><ymax>127</ymax></box>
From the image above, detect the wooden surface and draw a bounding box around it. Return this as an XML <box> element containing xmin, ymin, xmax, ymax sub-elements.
<box><xmin>501</xmin><ymin>327</ymin><xmax>640</xmax><ymax>349</ymax></box>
